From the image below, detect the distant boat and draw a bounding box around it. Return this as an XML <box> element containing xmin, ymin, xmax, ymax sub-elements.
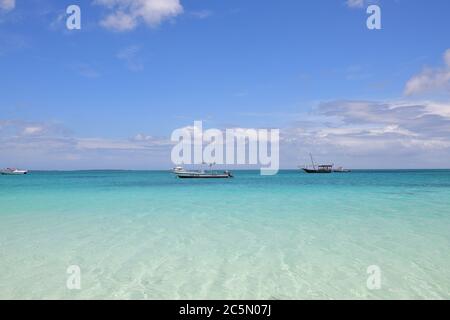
<box><xmin>172</xmin><ymin>164</ymin><xmax>233</xmax><ymax>179</ymax></box>
<box><xmin>172</xmin><ymin>166</ymin><xmax>186</xmax><ymax>173</ymax></box>
<box><xmin>333</xmin><ymin>166</ymin><xmax>351</xmax><ymax>173</ymax></box>
<box><xmin>301</xmin><ymin>154</ymin><xmax>351</xmax><ymax>173</ymax></box>
<box><xmin>301</xmin><ymin>154</ymin><xmax>333</xmax><ymax>174</ymax></box>
<box><xmin>0</xmin><ymin>168</ymin><xmax>28</xmax><ymax>175</ymax></box>
<box><xmin>303</xmin><ymin>165</ymin><xmax>333</xmax><ymax>174</ymax></box>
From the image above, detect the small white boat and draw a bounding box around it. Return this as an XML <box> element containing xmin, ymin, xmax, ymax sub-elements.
<box><xmin>333</xmin><ymin>166</ymin><xmax>351</xmax><ymax>173</ymax></box>
<box><xmin>175</xmin><ymin>170</ymin><xmax>233</xmax><ymax>179</ymax></box>
<box><xmin>172</xmin><ymin>164</ymin><xmax>233</xmax><ymax>179</ymax></box>
<box><xmin>0</xmin><ymin>168</ymin><xmax>29</xmax><ymax>175</ymax></box>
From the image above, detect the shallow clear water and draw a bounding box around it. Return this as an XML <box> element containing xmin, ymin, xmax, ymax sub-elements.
<box><xmin>0</xmin><ymin>170</ymin><xmax>449</xmax><ymax>299</ymax></box>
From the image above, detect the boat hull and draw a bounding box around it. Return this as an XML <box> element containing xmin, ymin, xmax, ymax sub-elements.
<box><xmin>1</xmin><ymin>171</ymin><xmax>28</xmax><ymax>175</ymax></box>
<box><xmin>176</xmin><ymin>173</ymin><xmax>233</xmax><ymax>179</ymax></box>
<box><xmin>302</xmin><ymin>168</ymin><xmax>332</xmax><ymax>174</ymax></box>
<box><xmin>172</xmin><ymin>166</ymin><xmax>233</xmax><ymax>179</ymax></box>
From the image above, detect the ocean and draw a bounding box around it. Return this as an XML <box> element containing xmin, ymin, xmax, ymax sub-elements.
<box><xmin>0</xmin><ymin>170</ymin><xmax>449</xmax><ymax>299</ymax></box>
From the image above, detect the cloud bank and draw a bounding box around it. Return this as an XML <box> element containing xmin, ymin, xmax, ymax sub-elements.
<box><xmin>0</xmin><ymin>120</ymin><xmax>172</xmax><ymax>170</ymax></box>
<box><xmin>281</xmin><ymin>99</ymin><xmax>450</xmax><ymax>168</ymax></box>
<box><xmin>2</xmin><ymin>98</ymin><xmax>450</xmax><ymax>169</ymax></box>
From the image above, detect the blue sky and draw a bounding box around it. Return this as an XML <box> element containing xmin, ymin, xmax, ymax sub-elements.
<box><xmin>1</xmin><ymin>0</ymin><xmax>450</xmax><ymax>169</ymax></box>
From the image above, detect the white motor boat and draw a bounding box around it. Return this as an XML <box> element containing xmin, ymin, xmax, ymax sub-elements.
<box><xmin>0</xmin><ymin>168</ymin><xmax>29</xmax><ymax>175</ymax></box>
<box><xmin>171</xmin><ymin>164</ymin><xmax>233</xmax><ymax>179</ymax></box>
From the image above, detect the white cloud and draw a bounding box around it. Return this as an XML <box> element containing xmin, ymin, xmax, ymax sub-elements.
<box><xmin>346</xmin><ymin>0</ymin><xmax>366</xmax><ymax>8</ymax></box>
<box><xmin>445</xmin><ymin>49</ymin><xmax>450</xmax><ymax>67</ymax></box>
<box><xmin>345</xmin><ymin>0</ymin><xmax>378</xmax><ymax>9</ymax></box>
<box><xmin>117</xmin><ymin>45</ymin><xmax>144</xmax><ymax>71</ymax></box>
<box><xmin>0</xmin><ymin>0</ymin><xmax>15</xmax><ymax>12</ymax></box>
<box><xmin>76</xmin><ymin>138</ymin><xmax>149</xmax><ymax>150</ymax></box>
<box><xmin>134</xmin><ymin>133</ymin><xmax>152</xmax><ymax>141</ymax></box>
<box><xmin>0</xmin><ymin>120</ymin><xmax>70</xmax><ymax>137</ymax></box>
<box><xmin>22</xmin><ymin>126</ymin><xmax>44</xmax><ymax>135</ymax></box>
<box><xmin>404</xmin><ymin>49</ymin><xmax>450</xmax><ymax>96</ymax></box>
<box><xmin>100</xmin><ymin>11</ymin><xmax>137</xmax><ymax>31</ymax></box>
<box><xmin>190</xmin><ymin>10</ymin><xmax>212</xmax><ymax>19</ymax></box>
<box><xmin>424</xmin><ymin>101</ymin><xmax>450</xmax><ymax>118</ymax></box>
<box><xmin>71</xmin><ymin>63</ymin><xmax>101</xmax><ymax>78</ymax></box>
<box><xmin>95</xmin><ymin>0</ymin><xmax>184</xmax><ymax>31</ymax></box>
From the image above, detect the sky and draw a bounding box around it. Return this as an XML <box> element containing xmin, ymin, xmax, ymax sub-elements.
<box><xmin>1</xmin><ymin>0</ymin><xmax>450</xmax><ymax>170</ymax></box>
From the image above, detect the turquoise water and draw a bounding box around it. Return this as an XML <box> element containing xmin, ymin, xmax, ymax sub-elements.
<box><xmin>0</xmin><ymin>170</ymin><xmax>449</xmax><ymax>299</ymax></box>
